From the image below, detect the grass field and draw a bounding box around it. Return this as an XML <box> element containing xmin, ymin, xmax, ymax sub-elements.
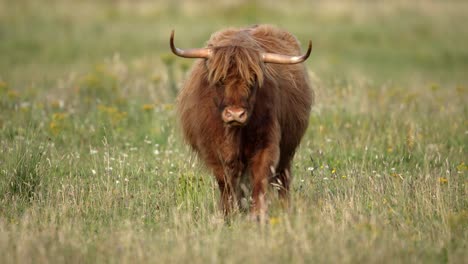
<box><xmin>0</xmin><ymin>0</ymin><xmax>467</xmax><ymax>263</ymax></box>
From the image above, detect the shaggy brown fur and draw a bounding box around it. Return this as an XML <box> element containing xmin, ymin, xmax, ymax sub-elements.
<box><xmin>176</xmin><ymin>25</ymin><xmax>314</xmax><ymax>220</ymax></box>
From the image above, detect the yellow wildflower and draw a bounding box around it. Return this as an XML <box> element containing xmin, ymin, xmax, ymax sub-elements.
<box><xmin>98</xmin><ymin>105</ymin><xmax>127</xmax><ymax>125</ymax></box>
<box><xmin>269</xmin><ymin>217</ymin><xmax>281</xmax><ymax>226</ymax></box>
<box><xmin>7</xmin><ymin>90</ymin><xmax>19</xmax><ymax>99</ymax></box>
<box><xmin>163</xmin><ymin>104</ymin><xmax>174</xmax><ymax>111</ymax></box>
<box><xmin>456</xmin><ymin>162</ymin><xmax>467</xmax><ymax>173</ymax></box>
<box><xmin>49</xmin><ymin>112</ymin><xmax>68</xmax><ymax>135</ymax></box>
<box><xmin>142</xmin><ymin>104</ymin><xmax>155</xmax><ymax>111</ymax></box>
<box><xmin>0</xmin><ymin>81</ymin><xmax>7</xmax><ymax>91</ymax></box>
<box><xmin>438</xmin><ymin>177</ymin><xmax>448</xmax><ymax>184</ymax></box>
<box><xmin>52</xmin><ymin>112</ymin><xmax>67</xmax><ymax>121</ymax></box>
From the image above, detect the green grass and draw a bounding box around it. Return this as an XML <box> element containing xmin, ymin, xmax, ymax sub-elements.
<box><xmin>0</xmin><ymin>0</ymin><xmax>467</xmax><ymax>263</ymax></box>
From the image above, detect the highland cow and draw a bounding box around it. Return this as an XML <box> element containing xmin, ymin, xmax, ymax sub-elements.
<box><xmin>171</xmin><ymin>25</ymin><xmax>313</xmax><ymax>221</ymax></box>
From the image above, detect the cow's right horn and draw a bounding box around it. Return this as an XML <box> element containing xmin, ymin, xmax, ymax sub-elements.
<box><xmin>262</xmin><ymin>40</ymin><xmax>312</xmax><ymax>64</ymax></box>
<box><xmin>170</xmin><ymin>30</ymin><xmax>212</xmax><ymax>59</ymax></box>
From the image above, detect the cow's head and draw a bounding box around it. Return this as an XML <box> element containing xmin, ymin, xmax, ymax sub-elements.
<box><xmin>170</xmin><ymin>30</ymin><xmax>311</xmax><ymax>127</ymax></box>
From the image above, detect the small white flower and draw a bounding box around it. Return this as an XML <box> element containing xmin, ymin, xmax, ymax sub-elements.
<box><xmin>153</xmin><ymin>149</ymin><xmax>160</xmax><ymax>155</ymax></box>
<box><xmin>20</xmin><ymin>102</ymin><xmax>31</xmax><ymax>108</ymax></box>
<box><xmin>116</xmin><ymin>180</ymin><xmax>120</xmax><ymax>184</ymax></box>
<box><xmin>307</xmin><ymin>167</ymin><xmax>314</xmax><ymax>171</ymax></box>
<box><xmin>91</xmin><ymin>169</ymin><xmax>97</xmax><ymax>175</ymax></box>
<box><xmin>124</xmin><ymin>178</ymin><xmax>129</xmax><ymax>182</ymax></box>
<box><xmin>144</xmin><ymin>139</ymin><xmax>152</xmax><ymax>144</ymax></box>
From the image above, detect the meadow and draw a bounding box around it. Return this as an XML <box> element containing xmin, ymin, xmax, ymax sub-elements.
<box><xmin>0</xmin><ymin>0</ymin><xmax>467</xmax><ymax>263</ymax></box>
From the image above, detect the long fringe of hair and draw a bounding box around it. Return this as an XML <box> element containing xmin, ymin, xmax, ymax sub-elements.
<box><xmin>207</xmin><ymin>45</ymin><xmax>265</xmax><ymax>87</ymax></box>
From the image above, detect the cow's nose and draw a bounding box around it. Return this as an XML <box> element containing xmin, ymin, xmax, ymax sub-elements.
<box><xmin>222</xmin><ymin>108</ymin><xmax>247</xmax><ymax>124</ymax></box>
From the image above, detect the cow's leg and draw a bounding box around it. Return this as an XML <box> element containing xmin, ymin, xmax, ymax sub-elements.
<box><xmin>214</xmin><ymin>168</ymin><xmax>235</xmax><ymax>216</ymax></box>
<box><xmin>237</xmin><ymin>172</ymin><xmax>250</xmax><ymax>212</ymax></box>
<box><xmin>274</xmin><ymin>147</ymin><xmax>297</xmax><ymax>209</ymax></box>
<box><xmin>277</xmin><ymin>167</ymin><xmax>292</xmax><ymax>209</ymax></box>
<box><xmin>216</xmin><ymin>178</ymin><xmax>235</xmax><ymax>215</ymax></box>
<box><xmin>250</xmin><ymin>145</ymin><xmax>279</xmax><ymax>222</ymax></box>
<box><xmin>213</xmin><ymin>162</ymin><xmax>243</xmax><ymax>216</ymax></box>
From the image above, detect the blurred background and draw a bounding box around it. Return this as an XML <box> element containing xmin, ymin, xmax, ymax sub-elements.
<box><xmin>2</xmin><ymin>0</ymin><xmax>468</xmax><ymax>94</ymax></box>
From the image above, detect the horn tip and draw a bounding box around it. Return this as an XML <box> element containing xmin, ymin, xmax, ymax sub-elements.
<box><xmin>170</xmin><ymin>30</ymin><xmax>176</xmax><ymax>54</ymax></box>
<box><xmin>304</xmin><ymin>40</ymin><xmax>312</xmax><ymax>60</ymax></box>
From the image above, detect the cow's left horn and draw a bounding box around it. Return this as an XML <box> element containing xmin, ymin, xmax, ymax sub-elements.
<box><xmin>262</xmin><ymin>40</ymin><xmax>312</xmax><ymax>64</ymax></box>
<box><xmin>170</xmin><ymin>30</ymin><xmax>212</xmax><ymax>59</ymax></box>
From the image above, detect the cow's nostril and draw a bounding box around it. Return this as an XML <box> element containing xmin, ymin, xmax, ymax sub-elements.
<box><xmin>237</xmin><ymin>111</ymin><xmax>247</xmax><ymax>122</ymax></box>
<box><xmin>231</xmin><ymin>109</ymin><xmax>247</xmax><ymax>123</ymax></box>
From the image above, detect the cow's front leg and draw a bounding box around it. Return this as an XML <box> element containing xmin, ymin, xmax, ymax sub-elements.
<box><xmin>213</xmin><ymin>161</ymin><xmax>243</xmax><ymax>216</ymax></box>
<box><xmin>250</xmin><ymin>144</ymin><xmax>279</xmax><ymax>222</ymax></box>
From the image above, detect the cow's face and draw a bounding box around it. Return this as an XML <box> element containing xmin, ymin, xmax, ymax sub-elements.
<box><xmin>213</xmin><ymin>76</ymin><xmax>258</xmax><ymax>127</ymax></box>
<box><xmin>170</xmin><ymin>31</ymin><xmax>309</xmax><ymax>126</ymax></box>
<box><xmin>170</xmin><ymin>30</ymin><xmax>312</xmax><ymax>126</ymax></box>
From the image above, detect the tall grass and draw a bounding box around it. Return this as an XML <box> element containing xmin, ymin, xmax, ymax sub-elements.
<box><xmin>0</xmin><ymin>0</ymin><xmax>467</xmax><ymax>263</ymax></box>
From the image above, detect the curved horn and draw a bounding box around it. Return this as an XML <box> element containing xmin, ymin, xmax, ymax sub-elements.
<box><xmin>262</xmin><ymin>40</ymin><xmax>312</xmax><ymax>64</ymax></box>
<box><xmin>170</xmin><ymin>30</ymin><xmax>212</xmax><ymax>59</ymax></box>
